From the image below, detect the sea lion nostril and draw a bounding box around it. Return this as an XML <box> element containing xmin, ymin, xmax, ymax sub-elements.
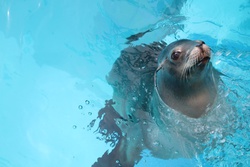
<box><xmin>196</xmin><ymin>40</ymin><xmax>205</xmax><ymax>47</ymax></box>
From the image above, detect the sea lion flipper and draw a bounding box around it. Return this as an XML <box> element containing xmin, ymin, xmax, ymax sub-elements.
<box><xmin>125</xmin><ymin>29</ymin><xmax>152</xmax><ymax>44</ymax></box>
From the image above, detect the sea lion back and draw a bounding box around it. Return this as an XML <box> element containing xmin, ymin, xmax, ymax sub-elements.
<box><xmin>106</xmin><ymin>41</ymin><xmax>167</xmax><ymax>121</ymax></box>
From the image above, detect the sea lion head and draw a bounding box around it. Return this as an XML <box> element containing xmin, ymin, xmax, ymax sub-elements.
<box><xmin>157</xmin><ymin>39</ymin><xmax>211</xmax><ymax>82</ymax></box>
<box><xmin>155</xmin><ymin>39</ymin><xmax>218</xmax><ymax>118</ymax></box>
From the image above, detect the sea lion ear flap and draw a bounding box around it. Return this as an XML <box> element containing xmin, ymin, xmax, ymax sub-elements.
<box><xmin>154</xmin><ymin>59</ymin><xmax>166</xmax><ymax>88</ymax></box>
<box><xmin>157</xmin><ymin>56</ymin><xmax>169</xmax><ymax>71</ymax></box>
<box><xmin>157</xmin><ymin>51</ymin><xmax>164</xmax><ymax>65</ymax></box>
<box><xmin>157</xmin><ymin>44</ymin><xmax>171</xmax><ymax>65</ymax></box>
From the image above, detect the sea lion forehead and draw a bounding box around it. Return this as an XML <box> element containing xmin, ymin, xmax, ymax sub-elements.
<box><xmin>170</xmin><ymin>39</ymin><xmax>198</xmax><ymax>49</ymax></box>
<box><xmin>170</xmin><ymin>39</ymin><xmax>197</xmax><ymax>51</ymax></box>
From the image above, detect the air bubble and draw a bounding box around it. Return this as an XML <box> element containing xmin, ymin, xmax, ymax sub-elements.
<box><xmin>102</xmin><ymin>129</ymin><xmax>107</xmax><ymax>134</ymax></box>
<box><xmin>88</xmin><ymin>112</ymin><xmax>92</xmax><ymax>116</ymax></box>
<box><xmin>78</xmin><ymin>105</ymin><xmax>83</xmax><ymax>109</ymax></box>
<box><xmin>85</xmin><ymin>100</ymin><xmax>90</xmax><ymax>105</ymax></box>
<box><xmin>147</xmin><ymin>128</ymin><xmax>152</xmax><ymax>132</ymax></box>
<box><xmin>72</xmin><ymin>125</ymin><xmax>77</xmax><ymax>129</ymax></box>
<box><xmin>116</xmin><ymin>120</ymin><xmax>121</xmax><ymax>125</ymax></box>
<box><xmin>132</xmin><ymin>97</ymin><xmax>138</xmax><ymax>101</ymax></box>
<box><xmin>152</xmin><ymin>141</ymin><xmax>160</xmax><ymax>146</ymax></box>
<box><xmin>130</xmin><ymin>107</ymin><xmax>136</xmax><ymax>112</ymax></box>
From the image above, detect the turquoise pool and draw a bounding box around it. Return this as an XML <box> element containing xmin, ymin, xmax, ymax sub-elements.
<box><xmin>0</xmin><ymin>0</ymin><xmax>249</xmax><ymax>166</ymax></box>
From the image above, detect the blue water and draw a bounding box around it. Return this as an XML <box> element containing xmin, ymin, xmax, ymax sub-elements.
<box><xmin>0</xmin><ymin>0</ymin><xmax>249</xmax><ymax>167</ymax></box>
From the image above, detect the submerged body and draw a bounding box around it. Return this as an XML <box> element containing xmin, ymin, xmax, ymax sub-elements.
<box><xmin>92</xmin><ymin>39</ymin><xmax>232</xmax><ymax>167</ymax></box>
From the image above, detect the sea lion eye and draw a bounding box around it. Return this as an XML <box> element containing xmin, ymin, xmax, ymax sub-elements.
<box><xmin>171</xmin><ymin>51</ymin><xmax>181</xmax><ymax>60</ymax></box>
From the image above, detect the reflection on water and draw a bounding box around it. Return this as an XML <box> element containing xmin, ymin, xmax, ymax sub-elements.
<box><xmin>0</xmin><ymin>157</ymin><xmax>12</xmax><ymax>167</ymax></box>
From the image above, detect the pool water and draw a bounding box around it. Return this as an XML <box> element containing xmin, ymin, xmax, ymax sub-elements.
<box><xmin>0</xmin><ymin>0</ymin><xmax>249</xmax><ymax>167</ymax></box>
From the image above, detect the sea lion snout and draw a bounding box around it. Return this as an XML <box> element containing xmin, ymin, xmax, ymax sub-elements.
<box><xmin>157</xmin><ymin>39</ymin><xmax>211</xmax><ymax>79</ymax></box>
<box><xmin>190</xmin><ymin>41</ymin><xmax>211</xmax><ymax>66</ymax></box>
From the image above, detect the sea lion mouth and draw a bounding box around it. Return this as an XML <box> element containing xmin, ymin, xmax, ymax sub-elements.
<box><xmin>196</xmin><ymin>56</ymin><xmax>210</xmax><ymax>66</ymax></box>
<box><xmin>184</xmin><ymin>56</ymin><xmax>210</xmax><ymax>77</ymax></box>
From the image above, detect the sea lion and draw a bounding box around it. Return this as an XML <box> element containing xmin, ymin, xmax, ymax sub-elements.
<box><xmin>92</xmin><ymin>39</ymin><xmax>227</xmax><ymax>167</ymax></box>
<box><xmin>108</xmin><ymin>39</ymin><xmax>219</xmax><ymax>121</ymax></box>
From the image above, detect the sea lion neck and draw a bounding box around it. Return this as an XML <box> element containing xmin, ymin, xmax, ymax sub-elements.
<box><xmin>159</xmin><ymin>72</ymin><xmax>209</xmax><ymax>98</ymax></box>
<box><xmin>155</xmin><ymin>65</ymin><xmax>218</xmax><ymax>118</ymax></box>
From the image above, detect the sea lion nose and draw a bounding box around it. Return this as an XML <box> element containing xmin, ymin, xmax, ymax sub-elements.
<box><xmin>195</xmin><ymin>40</ymin><xmax>205</xmax><ymax>47</ymax></box>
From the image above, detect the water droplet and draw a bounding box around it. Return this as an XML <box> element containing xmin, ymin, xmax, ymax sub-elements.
<box><xmin>85</xmin><ymin>100</ymin><xmax>90</xmax><ymax>105</ymax></box>
<box><xmin>78</xmin><ymin>105</ymin><xmax>83</xmax><ymax>109</ymax></box>
<box><xmin>72</xmin><ymin>125</ymin><xmax>77</xmax><ymax>129</ymax></box>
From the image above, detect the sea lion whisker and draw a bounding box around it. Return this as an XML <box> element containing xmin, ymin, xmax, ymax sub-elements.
<box><xmin>210</xmin><ymin>48</ymin><xmax>214</xmax><ymax>53</ymax></box>
<box><xmin>181</xmin><ymin>64</ymin><xmax>188</xmax><ymax>81</ymax></box>
<box><xmin>195</xmin><ymin>55</ymin><xmax>199</xmax><ymax>65</ymax></box>
<box><xmin>183</xmin><ymin>66</ymin><xmax>190</xmax><ymax>82</ymax></box>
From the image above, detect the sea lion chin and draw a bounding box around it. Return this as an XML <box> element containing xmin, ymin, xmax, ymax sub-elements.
<box><xmin>154</xmin><ymin>39</ymin><xmax>219</xmax><ymax>118</ymax></box>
